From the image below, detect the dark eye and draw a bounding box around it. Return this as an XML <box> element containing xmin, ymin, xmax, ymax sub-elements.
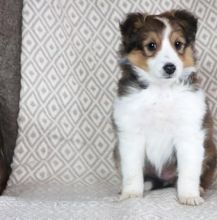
<box><xmin>175</xmin><ymin>41</ymin><xmax>184</xmax><ymax>50</ymax></box>
<box><xmin>147</xmin><ymin>42</ymin><xmax>157</xmax><ymax>51</ymax></box>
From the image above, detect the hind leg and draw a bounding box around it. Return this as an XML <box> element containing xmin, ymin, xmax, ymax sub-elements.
<box><xmin>200</xmin><ymin>138</ymin><xmax>217</xmax><ymax>191</ymax></box>
<box><xmin>200</xmin><ymin>156</ymin><xmax>217</xmax><ymax>190</ymax></box>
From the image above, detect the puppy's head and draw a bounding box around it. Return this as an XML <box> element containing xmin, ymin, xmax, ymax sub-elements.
<box><xmin>120</xmin><ymin>10</ymin><xmax>198</xmax><ymax>81</ymax></box>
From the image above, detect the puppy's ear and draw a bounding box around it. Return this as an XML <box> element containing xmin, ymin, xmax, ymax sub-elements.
<box><xmin>120</xmin><ymin>13</ymin><xmax>147</xmax><ymax>36</ymax></box>
<box><xmin>173</xmin><ymin>10</ymin><xmax>198</xmax><ymax>43</ymax></box>
<box><xmin>120</xmin><ymin>13</ymin><xmax>147</xmax><ymax>54</ymax></box>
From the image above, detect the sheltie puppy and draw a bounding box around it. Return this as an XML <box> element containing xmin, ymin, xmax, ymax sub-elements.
<box><xmin>113</xmin><ymin>10</ymin><xmax>217</xmax><ymax>206</ymax></box>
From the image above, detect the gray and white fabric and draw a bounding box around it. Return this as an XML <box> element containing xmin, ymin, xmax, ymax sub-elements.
<box><xmin>1</xmin><ymin>0</ymin><xmax>217</xmax><ymax>219</ymax></box>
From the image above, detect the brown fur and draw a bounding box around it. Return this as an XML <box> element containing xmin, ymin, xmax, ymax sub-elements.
<box><xmin>127</xmin><ymin>50</ymin><xmax>149</xmax><ymax>71</ymax></box>
<box><xmin>200</xmin><ymin>109</ymin><xmax>217</xmax><ymax>189</ymax></box>
<box><xmin>180</xmin><ymin>46</ymin><xmax>195</xmax><ymax>67</ymax></box>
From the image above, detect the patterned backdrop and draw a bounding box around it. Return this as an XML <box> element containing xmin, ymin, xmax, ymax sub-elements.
<box><xmin>6</xmin><ymin>0</ymin><xmax>217</xmax><ymax>188</ymax></box>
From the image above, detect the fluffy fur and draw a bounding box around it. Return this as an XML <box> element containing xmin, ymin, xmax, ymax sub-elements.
<box><xmin>113</xmin><ymin>10</ymin><xmax>217</xmax><ymax>206</ymax></box>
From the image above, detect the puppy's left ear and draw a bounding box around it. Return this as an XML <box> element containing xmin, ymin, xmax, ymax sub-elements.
<box><xmin>119</xmin><ymin>12</ymin><xmax>147</xmax><ymax>37</ymax></box>
<box><xmin>119</xmin><ymin>13</ymin><xmax>148</xmax><ymax>54</ymax></box>
<box><xmin>173</xmin><ymin>10</ymin><xmax>198</xmax><ymax>43</ymax></box>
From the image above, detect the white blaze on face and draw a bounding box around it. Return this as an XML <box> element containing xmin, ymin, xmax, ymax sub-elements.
<box><xmin>148</xmin><ymin>19</ymin><xmax>183</xmax><ymax>80</ymax></box>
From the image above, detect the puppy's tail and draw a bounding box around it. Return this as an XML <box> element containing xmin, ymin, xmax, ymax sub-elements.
<box><xmin>144</xmin><ymin>175</ymin><xmax>176</xmax><ymax>191</ymax></box>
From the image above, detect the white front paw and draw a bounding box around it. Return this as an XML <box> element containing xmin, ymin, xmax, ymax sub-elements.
<box><xmin>177</xmin><ymin>178</ymin><xmax>203</xmax><ymax>205</ymax></box>
<box><xmin>120</xmin><ymin>191</ymin><xmax>143</xmax><ymax>201</ymax></box>
<box><xmin>121</xmin><ymin>175</ymin><xmax>144</xmax><ymax>200</ymax></box>
<box><xmin>178</xmin><ymin>195</ymin><xmax>204</xmax><ymax>206</ymax></box>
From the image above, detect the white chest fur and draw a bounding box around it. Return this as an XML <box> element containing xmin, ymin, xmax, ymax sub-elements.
<box><xmin>113</xmin><ymin>83</ymin><xmax>206</xmax><ymax>174</ymax></box>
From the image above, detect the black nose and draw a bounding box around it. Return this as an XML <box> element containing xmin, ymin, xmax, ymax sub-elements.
<box><xmin>163</xmin><ymin>63</ymin><xmax>176</xmax><ymax>75</ymax></box>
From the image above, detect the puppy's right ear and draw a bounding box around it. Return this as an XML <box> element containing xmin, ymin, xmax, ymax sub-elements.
<box><xmin>120</xmin><ymin>13</ymin><xmax>147</xmax><ymax>54</ymax></box>
<box><xmin>120</xmin><ymin>13</ymin><xmax>147</xmax><ymax>36</ymax></box>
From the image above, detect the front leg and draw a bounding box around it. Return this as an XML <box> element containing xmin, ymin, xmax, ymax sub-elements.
<box><xmin>176</xmin><ymin>132</ymin><xmax>205</xmax><ymax>206</ymax></box>
<box><xmin>118</xmin><ymin>132</ymin><xmax>145</xmax><ymax>200</ymax></box>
